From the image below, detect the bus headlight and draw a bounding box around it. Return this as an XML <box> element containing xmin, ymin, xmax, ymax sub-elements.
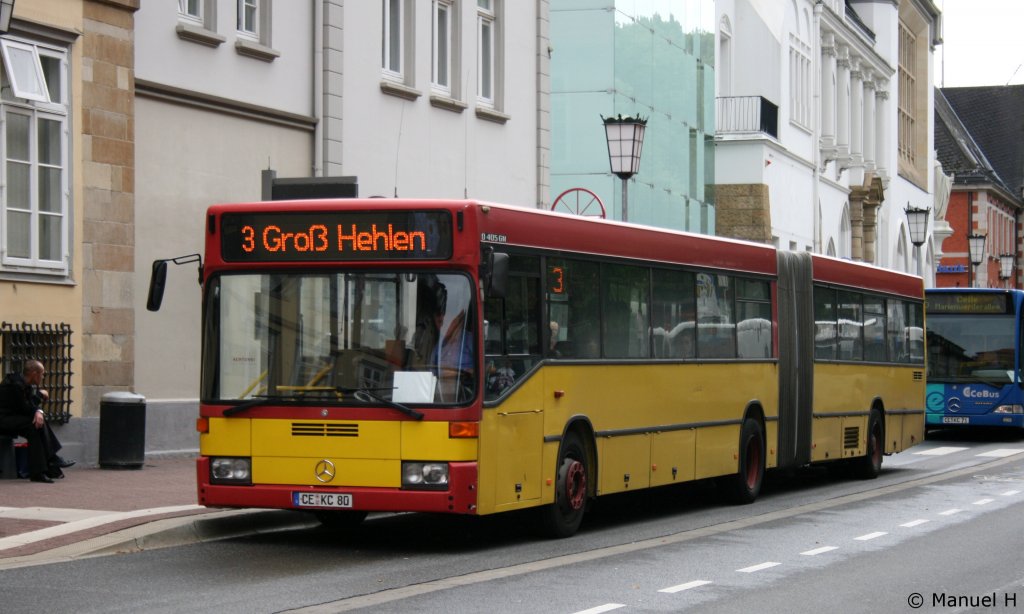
<box><xmin>210</xmin><ymin>457</ymin><xmax>252</xmax><ymax>485</ymax></box>
<box><xmin>993</xmin><ymin>405</ymin><xmax>1024</xmax><ymax>414</ymax></box>
<box><xmin>402</xmin><ymin>462</ymin><xmax>449</xmax><ymax>490</ymax></box>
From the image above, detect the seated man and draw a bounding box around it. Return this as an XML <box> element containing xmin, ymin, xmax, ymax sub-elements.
<box><xmin>0</xmin><ymin>360</ymin><xmax>74</xmax><ymax>483</ymax></box>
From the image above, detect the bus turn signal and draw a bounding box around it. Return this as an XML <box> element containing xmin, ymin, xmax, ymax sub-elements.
<box><xmin>449</xmin><ymin>421</ymin><xmax>479</xmax><ymax>438</ymax></box>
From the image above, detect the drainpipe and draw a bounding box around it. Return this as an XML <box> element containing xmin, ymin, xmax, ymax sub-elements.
<box><xmin>313</xmin><ymin>0</ymin><xmax>324</xmax><ymax>177</ymax></box>
<box><xmin>967</xmin><ymin>191</ymin><xmax>974</xmax><ymax>287</ymax></box>
<box><xmin>812</xmin><ymin>1</ymin><xmax>824</xmax><ymax>253</ymax></box>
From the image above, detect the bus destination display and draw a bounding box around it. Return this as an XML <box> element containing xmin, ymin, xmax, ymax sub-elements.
<box><xmin>220</xmin><ymin>211</ymin><xmax>453</xmax><ymax>262</ymax></box>
<box><xmin>926</xmin><ymin>292</ymin><xmax>1011</xmax><ymax>315</ymax></box>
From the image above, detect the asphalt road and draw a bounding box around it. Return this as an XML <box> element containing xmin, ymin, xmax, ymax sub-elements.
<box><xmin>3</xmin><ymin>428</ymin><xmax>1023</xmax><ymax>614</ymax></box>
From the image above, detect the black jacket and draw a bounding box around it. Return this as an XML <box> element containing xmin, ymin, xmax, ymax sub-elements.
<box><xmin>0</xmin><ymin>372</ymin><xmax>41</xmax><ymax>418</ymax></box>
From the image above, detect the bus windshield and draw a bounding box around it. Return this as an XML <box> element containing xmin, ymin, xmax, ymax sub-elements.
<box><xmin>926</xmin><ymin>313</ymin><xmax>1018</xmax><ymax>384</ymax></box>
<box><xmin>204</xmin><ymin>271</ymin><xmax>477</xmax><ymax>405</ymax></box>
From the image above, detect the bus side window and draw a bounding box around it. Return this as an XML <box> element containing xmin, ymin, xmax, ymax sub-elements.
<box><xmin>484</xmin><ymin>253</ymin><xmax>542</xmax><ymax>399</ymax></box>
<box><xmin>652</xmin><ymin>269</ymin><xmax>696</xmax><ymax>359</ymax></box>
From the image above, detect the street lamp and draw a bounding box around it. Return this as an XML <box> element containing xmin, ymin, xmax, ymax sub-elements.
<box><xmin>904</xmin><ymin>205</ymin><xmax>929</xmax><ymax>278</ymax></box>
<box><xmin>1000</xmin><ymin>253</ymin><xmax>1015</xmax><ymax>286</ymax></box>
<box><xmin>602</xmin><ymin>114</ymin><xmax>647</xmax><ymax>223</ymax></box>
<box><xmin>968</xmin><ymin>233</ymin><xmax>986</xmax><ymax>287</ymax></box>
<box><xmin>0</xmin><ymin>0</ymin><xmax>15</xmax><ymax>34</ymax></box>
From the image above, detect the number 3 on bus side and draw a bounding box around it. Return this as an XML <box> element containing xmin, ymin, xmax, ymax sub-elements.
<box><xmin>549</xmin><ymin>266</ymin><xmax>564</xmax><ymax>294</ymax></box>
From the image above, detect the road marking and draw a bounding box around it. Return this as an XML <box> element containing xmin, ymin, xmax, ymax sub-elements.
<box><xmin>659</xmin><ymin>580</ymin><xmax>712</xmax><ymax>594</ymax></box>
<box><xmin>0</xmin><ymin>505</ymin><xmax>203</xmax><ymax>551</ymax></box>
<box><xmin>973</xmin><ymin>498</ymin><xmax>994</xmax><ymax>506</ymax></box>
<box><xmin>1001</xmin><ymin>490</ymin><xmax>1021</xmax><ymax>496</ymax></box>
<box><xmin>280</xmin><ymin>452</ymin><xmax>1024</xmax><ymax>614</ymax></box>
<box><xmin>977</xmin><ymin>449</ymin><xmax>1024</xmax><ymax>458</ymax></box>
<box><xmin>800</xmin><ymin>546</ymin><xmax>837</xmax><ymax>556</ymax></box>
<box><xmin>913</xmin><ymin>447</ymin><xmax>969</xmax><ymax>456</ymax></box>
<box><xmin>854</xmin><ymin>531</ymin><xmax>887</xmax><ymax>541</ymax></box>
<box><xmin>572</xmin><ymin>604</ymin><xmax>625</xmax><ymax>614</ymax></box>
<box><xmin>736</xmin><ymin>562</ymin><xmax>780</xmax><ymax>573</ymax></box>
<box><xmin>900</xmin><ymin>519</ymin><xmax>930</xmax><ymax>528</ymax></box>
<box><xmin>938</xmin><ymin>508</ymin><xmax>963</xmax><ymax>516</ymax></box>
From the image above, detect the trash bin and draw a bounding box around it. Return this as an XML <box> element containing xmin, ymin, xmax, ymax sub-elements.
<box><xmin>99</xmin><ymin>391</ymin><xmax>146</xmax><ymax>469</ymax></box>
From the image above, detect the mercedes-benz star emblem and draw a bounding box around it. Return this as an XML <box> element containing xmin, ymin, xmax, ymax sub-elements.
<box><xmin>947</xmin><ymin>397</ymin><xmax>962</xmax><ymax>413</ymax></box>
<box><xmin>315</xmin><ymin>459</ymin><xmax>336</xmax><ymax>483</ymax></box>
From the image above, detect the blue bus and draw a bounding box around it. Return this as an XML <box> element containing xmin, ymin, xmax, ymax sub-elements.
<box><xmin>926</xmin><ymin>288</ymin><xmax>1024</xmax><ymax>430</ymax></box>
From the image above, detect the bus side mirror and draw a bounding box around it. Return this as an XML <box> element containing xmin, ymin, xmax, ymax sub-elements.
<box><xmin>147</xmin><ymin>260</ymin><xmax>168</xmax><ymax>312</ymax></box>
<box><xmin>486</xmin><ymin>252</ymin><xmax>509</xmax><ymax>299</ymax></box>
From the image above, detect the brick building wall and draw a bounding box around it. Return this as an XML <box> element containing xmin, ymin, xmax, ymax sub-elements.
<box><xmin>81</xmin><ymin>0</ymin><xmax>139</xmax><ymax>415</ymax></box>
<box><xmin>715</xmin><ymin>184</ymin><xmax>774</xmax><ymax>244</ymax></box>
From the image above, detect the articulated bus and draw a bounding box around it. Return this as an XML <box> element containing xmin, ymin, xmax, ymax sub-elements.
<box><xmin>925</xmin><ymin>289</ymin><xmax>1024</xmax><ymax>430</ymax></box>
<box><xmin>148</xmin><ymin>199</ymin><xmax>925</xmax><ymax>537</ymax></box>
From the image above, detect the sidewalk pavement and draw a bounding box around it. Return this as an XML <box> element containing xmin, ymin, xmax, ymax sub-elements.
<box><xmin>0</xmin><ymin>456</ymin><xmax>315</xmax><ymax>568</ymax></box>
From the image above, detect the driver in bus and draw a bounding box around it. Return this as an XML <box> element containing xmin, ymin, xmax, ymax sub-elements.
<box><xmin>411</xmin><ymin>276</ymin><xmax>475</xmax><ymax>400</ymax></box>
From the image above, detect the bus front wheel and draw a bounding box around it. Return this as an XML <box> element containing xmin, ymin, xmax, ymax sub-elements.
<box><xmin>541</xmin><ymin>431</ymin><xmax>589</xmax><ymax>538</ymax></box>
<box><xmin>721</xmin><ymin>417</ymin><xmax>765</xmax><ymax>504</ymax></box>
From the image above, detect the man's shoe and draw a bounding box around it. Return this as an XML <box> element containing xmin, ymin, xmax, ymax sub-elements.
<box><xmin>56</xmin><ymin>456</ymin><xmax>75</xmax><ymax>468</ymax></box>
<box><xmin>46</xmin><ymin>468</ymin><xmax>64</xmax><ymax>479</ymax></box>
<box><xmin>29</xmin><ymin>474</ymin><xmax>54</xmax><ymax>484</ymax></box>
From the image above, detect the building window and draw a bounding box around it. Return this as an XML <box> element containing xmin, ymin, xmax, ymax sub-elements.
<box><xmin>179</xmin><ymin>0</ymin><xmax>203</xmax><ymax>22</ymax></box>
<box><xmin>897</xmin><ymin>4</ymin><xmax>929</xmax><ymax>189</ymax></box>
<box><xmin>789</xmin><ymin>34</ymin><xmax>811</xmax><ymax>129</ymax></box>
<box><xmin>0</xmin><ymin>38</ymin><xmax>69</xmax><ymax>276</ymax></box>
<box><xmin>433</xmin><ymin>0</ymin><xmax>454</xmax><ymax>95</ymax></box>
<box><xmin>237</xmin><ymin>0</ymin><xmax>259</xmax><ymax>38</ymax></box>
<box><xmin>897</xmin><ymin>20</ymin><xmax>915</xmax><ymax>168</ymax></box>
<box><xmin>476</xmin><ymin>0</ymin><xmax>500</xmax><ymax>106</ymax></box>
<box><xmin>718</xmin><ymin>16</ymin><xmax>732</xmax><ymax>97</ymax></box>
<box><xmin>383</xmin><ymin>0</ymin><xmax>404</xmax><ymax>80</ymax></box>
<box><xmin>176</xmin><ymin>0</ymin><xmax>223</xmax><ymax>47</ymax></box>
<box><xmin>233</xmin><ymin>0</ymin><xmax>276</xmax><ymax>60</ymax></box>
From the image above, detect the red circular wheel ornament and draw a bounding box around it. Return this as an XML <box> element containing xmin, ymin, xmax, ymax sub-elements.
<box><xmin>552</xmin><ymin>188</ymin><xmax>606</xmax><ymax>219</ymax></box>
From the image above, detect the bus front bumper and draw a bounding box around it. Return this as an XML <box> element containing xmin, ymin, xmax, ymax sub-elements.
<box><xmin>196</xmin><ymin>457</ymin><xmax>479</xmax><ymax>515</ymax></box>
<box><xmin>927</xmin><ymin>413</ymin><xmax>1024</xmax><ymax>428</ymax></box>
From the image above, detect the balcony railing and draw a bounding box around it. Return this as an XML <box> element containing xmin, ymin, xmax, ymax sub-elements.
<box><xmin>716</xmin><ymin>96</ymin><xmax>779</xmax><ymax>139</ymax></box>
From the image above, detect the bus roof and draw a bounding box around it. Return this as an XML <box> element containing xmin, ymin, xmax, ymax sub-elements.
<box><xmin>206</xmin><ymin>199</ymin><xmax>923</xmax><ymax>297</ymax></box>
<box><xmin>811</xmin><ymin>252</ymin><xmax>923</xmax><ymax>299</ymax></box>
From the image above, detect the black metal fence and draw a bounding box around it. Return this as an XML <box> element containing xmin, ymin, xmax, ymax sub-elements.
<box><xmin>0</xmin><ymin>322</ymin><xmax>74</xmax><ymax>424</ymax></box>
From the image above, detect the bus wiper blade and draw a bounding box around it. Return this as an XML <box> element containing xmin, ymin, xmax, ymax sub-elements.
<box><xmin>223</xmin><ymin>395</ymin><xmax>282</xmax><ymax>417</ymax></box>
<box><xmin>337</xmin><ymin>387</ymin><xmax>424</xmax><ymax>421</ymax></box>
<box><xmin>224</xmin><ymin>395</ymin><xmax>303</xmax><ymax>415</ymax></box>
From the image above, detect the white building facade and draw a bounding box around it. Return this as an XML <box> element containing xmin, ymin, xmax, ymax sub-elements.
<box><xmin>714</xmin><ymin>0</ymin><xmax>941</xmax><ymax>283</ymax></box>
<box><xmin>131</xmin><ymin>1</ymin><xmax>546</xmax><ymax>454</ymax></box>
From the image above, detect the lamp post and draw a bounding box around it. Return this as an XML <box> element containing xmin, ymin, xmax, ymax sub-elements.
<box><xmin>968</xmin><ymin>233</ymin><xmax>986</xmax><ymax>287</ymax></box>
<box><xmin>602</xmin><ymin>114</ymin><xmax>647</xmax><ymax>223</ymax></box>
<box><xmin>1000</xmin><ymin>253</ymin><xmax>1015</xmax><ymax>287</ymax></box>
<box><xmin>904</xmin><ymin>205</ymin><xmax>929</xmax><ymax>278</ymax></box>
<box><xmin>0</xmin><ymin>0</ymin><xmax>15</xmax><ymax>33</ymax></box>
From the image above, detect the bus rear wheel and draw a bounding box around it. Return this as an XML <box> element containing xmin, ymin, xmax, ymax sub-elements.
<box><xmin>852</xmin><ymin>409</ymin><xmax>884</xmax><ymax>479</ymax></box>
<box><xmin>721</xmin><ymin>417</ymin><xmax>765</xmax><ymax>504</ymax></box>
<box><xmin>541</xmin><ymin>431</ymin><xmax>589</xmax><ymax>538</ymax></box>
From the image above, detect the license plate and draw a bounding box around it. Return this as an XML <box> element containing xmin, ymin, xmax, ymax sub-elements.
<box><xmin>293</xmin><ymin>492</ymin><xmax>353</xmax><ymax>508</ymax></box>
<box><xmin>943</xmin><ymin>417</ymin><xmax>970</xmax><ymax>424</ymax></box>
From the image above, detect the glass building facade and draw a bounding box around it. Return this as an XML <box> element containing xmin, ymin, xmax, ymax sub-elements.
<box><xmin>550</xmin><ymin>0</ymin><xmax>716</xmax><ymax>232</ymax></box>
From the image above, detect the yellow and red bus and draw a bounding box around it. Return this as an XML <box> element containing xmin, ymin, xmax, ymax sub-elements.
<box><xmin>148</xmin><ymin>199</ymin><xmax>925</xmax><ymax>537</ymax></box>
